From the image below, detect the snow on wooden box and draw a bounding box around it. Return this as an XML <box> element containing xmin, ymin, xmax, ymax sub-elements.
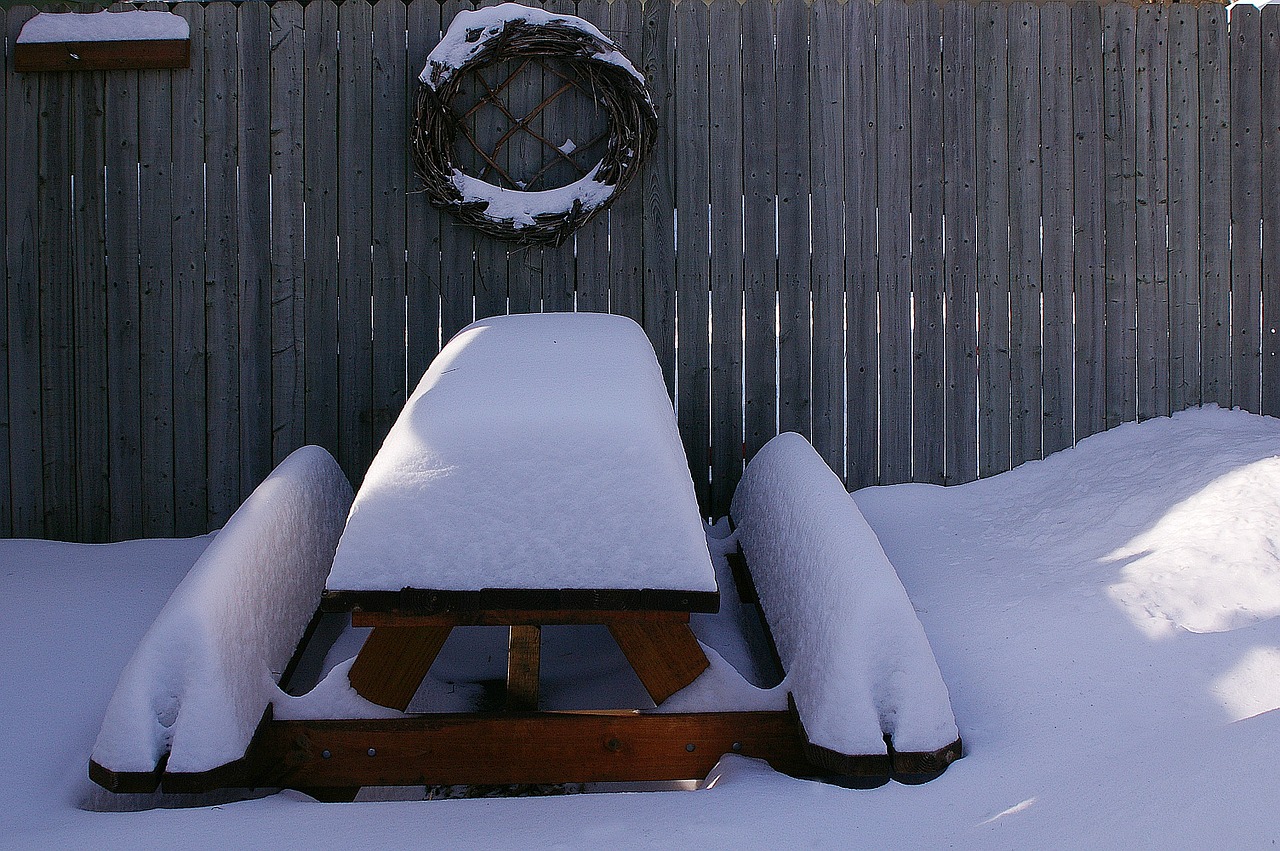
<box><xmin>15</xmin><ymin>11</ymin><xmax>190</xmax><ymax>72</ymax></box>
<box><xmin>324</xmin><ymin>312</ymin><xmax>717</xmax><ymax>604</ymax></box>
<box><xmin>730</xmin><ymin>433</ymin><xmax>959</xmax><ymax>758</ymax></box>
<box><xmin>90</xmin><ymin>447</ymin><xmax>352</xmax><ymax>776</ymax></box>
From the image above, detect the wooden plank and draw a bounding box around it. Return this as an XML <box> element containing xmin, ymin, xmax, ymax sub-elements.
<box><xmin>372</xmin><ymin>0</ymin><xmax>409</xmax><ymax>453</ymax></box>
<box><xmin>1230</xmin><ymin>5</ymin><xmax>1262</xmax><ymax>413</ymax></box>
<box><xmin>347</xmin><ymin>625</ymin><xmax>454</xmax><ymax>711</ymax></box>
<box><xmin>13</xmin><ymin>38</ymin><xmax>189</xmax><ymax>72</ymax></box>
<box><xmin>538</xmin><ymin>0</ymin><xmax>576</xmax><ymax>316</ymax></box>
<box><xmin>1073</xmin><ymin>3</ymin><xmax>1105</xmax><ymax>442</ymax></box>
<box><xmin>38</xmin><ymin>71</ymin><xmax>76</xmax><ymax>538</ymax></box>
<box><xmin>406</xmin><ymin>0</ymin><xmax>443</xmax><ymax>381</ymax></box>
<box><xmin>139</xmin><ymin>1</ymin><xmax>176</xmax><ymax>536</ymax></box>
<box><xmin>708</xmin><ymin>0</ymin><xmax>744</xmax><ymax>516</ymax></box>
<box><xmin>910</xmin><ymin>0</ymin><xmax>944</xmax><ymax>482</ymax></box>
<box><xmin>469</xmin><ymin>0</ymin><xmax>509</xmax><ymax>326</ymax></box>
<box><xmin>204</xmin><ymin>1</ymin><xmax>240</xmax><ymax>528</ymax></box>
<box><xmin>845</xmin><ymin>0</ymin><xmax>878</xmax><ymax>488</ymax></box>
<box><xmin>238</xmin><ymin>1</ymin><xmax>273</xmax><ymax>501</ymax></box>
<box><xmin>1007</xmin><ymin>2</ymin><xmax>1042</xmax><ymax>465</ymax></box>
<box><xmin>270</xmin><ymin>1</ymin><xmax>306</xmax><ymax>465</ymax></box>
<box><xmin>72</xmin><ymin>70</ymin><xmax>109</xmax><ymax>541</ymax></box>
<box><xmin>809</xmin><ymin>0</ymin><xmax>844</xmax><ymax>482</ymax></box>
<box><xmin>675</xmin><ymin>0</ymin><xmax>712</xmax><ymax>510</ymax></box>
<box><xmin>6</xmin><ymin>7</ymin><xmax>42</xmax><ymax>537</ymax></box>
<box><xmin>1136</xmin><ymin>5</ymin><xmax>1171</xmax><ymax>422</ymax></box>
<box><xmin>241</xmin><ymin>711</ymin><xmax>814</xmax><ymax>788</ymax></box>
<box><xmin>438</xmin><ymin>0</ymin><xmax>476</xmax><ymax>345</ymax></box>
<box><xmin>1263</xmin><ymin>4</ymin><xmax>1280</xmax><ymax>417</ymax></box>
<box><xmin>877</xmin><ymin>0</ymin><xmax>912</xmax><ymax>484</ymax></box>
<box><xmin>607</xmin><ymin>620</ymin><xmax>710</xmax><ymax>706</ymax></box>
<box><xmin>741</xmin><ymin>0</ymin><xmax>778</xmax><ymax>463</ymax></box>
<box><xmin>1103</xmin><ymin>2</ymin><xmax>1137</xmax><ymax>430</ymax></box>
<box><xmin>942</xmin><ymin>0</ymin><xmax>978</xmax><ymax>484</ymax></box>
<box><xmin>776</xmin><ymin>0</ymin><xmax>810</xmax><ymax>444</ymax></box>
<box><xmin>975</xmin><ymin>2</ymin><xmax>1010</xmax><ymax>477</ymax></box>
<box><xmin>338</xmin><ymin>0</ymin><xmax>375</xmax><ymax>487</ymax></box>
<box><xmin>1040</xmin><ymin>2</ymin><xmax>1073</xmax><ymax>455</ymax></box>
<box><xmin>574</xmin><ymin>0</ymin><xmax>612</xmax><ymax>316</ymax></box>
<box><xmin>1199</xmin><ymin>3</ymin><xmax>1231</xmax><ymax>408</ymax></box>
<box><xmin>323</xmin><ymin>585</ymin><xmax>721</xmax><ymax>617</ymax></box>
<box><xmin>603</xmin><ymin>0</ymin><xmax>644</xmax><ymax>326</ymax></box>
<box><xmin>304</xmin><ymin>0</ymin><xmax>341</xmax><ymax>457</ymax></box>
<box><xmin>171</xmin><ymin>1</ymin><xmax>208</xmax><ymax>536</ymax></box>
<box><xmin>506</xmin><ymin>625</ymin><xmax>541</xmax><ymax>711</ymax></box>
<box><xmin>641</xmin><ymin>0</ymin><xmax>676</xmax><ymax>391</ymax></box>
<box><xmin>1168</xmin><ymin>3</ymin><xmax>1201</xmax><ymax>412</ymax></box>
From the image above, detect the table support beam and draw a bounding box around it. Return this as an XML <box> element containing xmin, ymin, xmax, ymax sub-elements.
<box><xmin>506</xmin><ymin>625</ymin><xmax>541</xmax><ymax>710</ymax></box>
<box><xmin>347</xmin><ymin>625</ymin><xmax>453</xmax><ymax>711</ymax></box>
<box><xmin>609</xmin><ymin>621</ymin><xmax>710</xmax><ymax>705</ymax></box>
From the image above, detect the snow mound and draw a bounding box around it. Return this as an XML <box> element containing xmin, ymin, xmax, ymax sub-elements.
<box><xmin>91</xmin><ymin>447</ymin><xmax>352</xmax><ymax>775</ymax></box>
<box><xmin>731</xmin><ymin>433</ymin><xmax>958</xmax><ymax>756</ymax></box>
<box><xmin>326</xmin><ymin>312</ymin><xmax>716</xmax><ymax>596</ymax></box>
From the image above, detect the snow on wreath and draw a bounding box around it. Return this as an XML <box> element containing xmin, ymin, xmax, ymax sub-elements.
<box><xmin>413</xmin><ymin>3</ymin><xmax>657</xmax><ymax>247</ymax></box>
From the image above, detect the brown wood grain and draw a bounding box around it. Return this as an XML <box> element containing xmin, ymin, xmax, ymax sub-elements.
<box><xmin>14</xmin><ymin>39</ymin><xmax>188</xmax><ymax>72</ymax></box>
<box><xmin>608</xmin><ymin>620</ymin><xmax>709</xmax><ymax>706</ymax></box>
<box><xmin>506</xmin><ymin>625</ymin><xmax>541</xmax><ymax>711</ymax></box>
<box><xmin>346</xmin><ymin>625</ymin><xmax>453</xmax><ymax>711</ymax></box>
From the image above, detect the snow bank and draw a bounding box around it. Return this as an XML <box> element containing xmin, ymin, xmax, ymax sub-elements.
<box><xmin>730</xmin><ymin>433</ymin><xmax>958</xmax><ymax>756</ymax></box>
<box><xmin>18</xmin><ymin>10</ymin><xmax>189</xmax><ymax>44</ymax></box>
<box><xmin>91</xmin><ymin>447</ymin><xmax>352</xmax><ymax>776</ymax></box>
<box><xmin>326</xmin><ymin>312</ymin><xmax>716</xmax><ymax>596</ymax></box>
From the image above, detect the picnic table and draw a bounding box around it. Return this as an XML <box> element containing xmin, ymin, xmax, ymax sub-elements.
<box><xmin>321</xmin><ymin>312</ymin><xmax>721</xmax><ymax>713</ymax></box>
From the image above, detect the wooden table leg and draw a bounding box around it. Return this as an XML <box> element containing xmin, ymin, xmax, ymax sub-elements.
<box><xmin>506</xmin><ymin>625</ymin><xmax>541</xmax><ymax>710</ymax></box>
<box><xmin>347</xmin><ymin>626</ymin><xmax>453</xmax><ymax>711</ymax></box>
<box><xmin>608</xmin><ymin>621</ymin><xmax>710</xmax><ymax>705</ymax></box>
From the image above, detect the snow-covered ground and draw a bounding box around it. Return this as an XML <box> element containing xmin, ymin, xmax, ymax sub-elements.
<box><xmin>3</xmin><ymin>405</ymin><xmax>1280</xmax><ymax>848</ymax></box>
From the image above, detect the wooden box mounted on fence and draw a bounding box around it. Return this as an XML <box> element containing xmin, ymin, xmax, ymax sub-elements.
<box><xmin>14</xmin><ymin>10</ymin><xmax>190</xmax><ymax>72</ymax></box>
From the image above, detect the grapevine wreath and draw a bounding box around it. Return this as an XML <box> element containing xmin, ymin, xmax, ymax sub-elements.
<box><xmin>413</xmin><ymin>3</ymin><xmax>658</xmax><ymax>247</ymax></box>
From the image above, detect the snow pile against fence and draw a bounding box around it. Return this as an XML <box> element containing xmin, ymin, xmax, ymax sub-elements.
<box><xmin>731</xmin><ymin>433</ymin><xmax>958</xmax><ymax>756</ymax></box>
<box><xmin>326</xmin><ymin>312</ymin><xmax>716</xmax><ymax>596</ymax></box>
<box><xmin>91</xmin><ymin>447</ymin><xmax>352</xmax><ymax>775</ymax></box>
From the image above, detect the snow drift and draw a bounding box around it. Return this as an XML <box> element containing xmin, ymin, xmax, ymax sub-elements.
<box><xmin>731</xmin><ymin>433</ymin><xmax>958</xmax><ymax>758</ymax></box>
<box><xmin>91</xmin><ymin>447</ymin><xmax>352</xmax><ymax>776</ymax></box>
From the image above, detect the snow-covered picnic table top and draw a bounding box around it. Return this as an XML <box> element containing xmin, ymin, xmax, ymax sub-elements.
<box><xmin>324</xmin><ymin>312</ymin><xmax>717</xmax><ymax>610</ymax></box>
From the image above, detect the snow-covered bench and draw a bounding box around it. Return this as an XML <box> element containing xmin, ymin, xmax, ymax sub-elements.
<box><xmin>731</xmin><ymin>433</ymin><xmax>962</xmax><ymax>776</ymax></box>
<box><xmin>90</xmin><ymin>447</ymin><xmax>353</xmax><ymax>789</ymax></box>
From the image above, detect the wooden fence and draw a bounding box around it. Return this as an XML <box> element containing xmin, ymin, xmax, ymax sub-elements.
<box><xmin>2</xmin><ymin>0</ymin><xmax>1278</xmax><ymax>542</ymax></box>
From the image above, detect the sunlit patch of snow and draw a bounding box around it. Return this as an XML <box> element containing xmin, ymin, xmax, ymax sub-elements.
<box><xmin>1211</xmin><ymin>646</ymin><xmax>1280</xmax><ymax>722</ymax></box>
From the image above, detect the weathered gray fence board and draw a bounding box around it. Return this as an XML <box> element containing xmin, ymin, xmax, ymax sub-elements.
<box><xmin>139</xmin><ymin>45</ymin><xmax>176</xmax><ymax>537</ymax></box>
<box><xmin>406</xmin><ymin>0</ymin><xmax>443</xmax><ymax>379</ymax></box>
<box><xmin>437</xmin><ymin>0</ymin><xmax>476</xmax><ymax>347</ymax></box>
<box><xmin>1168</xmin><ymin>3</ymin><xmax>1201</xmax><ymax>412</ymax></box>
<box><xmin>1073</xmin><ymin>2</ymin><xmax>1106</xmax><ymax>442</ymax></box>
<box><xmin>975</xmin><ymin>1</ymin><xmax>1010</xmax><ymax>477</ymax></box>
<box><xmin>1103</xmin><ymin>2</ymin><xmax>1137</xmax><ymax>431</ymax></box>
<box><xmin>338</xmin><ymin>0</ymin><xmax>375</xmax><ymax>486</ymax></box>
<box><xmin>37</xmin><ymin>72</ymin><xmax>75</xmax><ymax>539</ymax></box>
<box><xmin>603</xmin><ymin>0</ymin><xmax>644</xmax><ymax>325</ymax></box>
<box><xmin>642</xmin><ymin>0</ymin><xmax>676</xmax><ymax>390</ymax></box>
<box><xmin>0</xmin><ymin>7</ymin><xmax>8</xmax><ymax>536</ymax></box>
<box><xmin>810</xmin><ymin>0</ymin><xmax>845</xmax><ymax>478</ymax></box>
<box><xmin>910</xmin><ymin>0</ymin><xmax>944</xmax><ymax>483</ymax></box>
<box><xmin>708</xmin><ymin>0</ymin><xmax>744</xmax><ymax>517</ymax></box>
<box><xmin>204</xmin><ymin>3</ymin><xmax>241</xmax><ymax>527</ymax></box>
<box><xmin>775</xmin><ymin>0</ymin><xmax>810</xmax><ymax>443</ymax></box>
<box><xmin>1200</xmin><ymin>4</ymin><xmax>1231</xmax><ymax>408</ymax></box>
<box><xmin>575</xmin><ymin>0</ymin><xmax>611</xmax><ymax>316</ymax></box>
<box><xmin>943</xmin><ymin>0</ymin><xmax>978</xmax><ymax>484</ymax></box>
<box><xmin>239</xmin><ymin>1</ymin><xmax>273</xmax><ymax>506</ymax></box>
<box><xmin>373</xmin><ymin>0</ymin><xmax>409</xmax><ymax>452</ymax></box>
<box><xmin>878</xmin><ymin>0</ymin><xmax>912</xmax><ymax>485</ymax></box>
<box><xmin>1136</xmin><ymin>5</ymin><xmax>1171</xmax><ymax>422</ymax></box>
<box><xmin>71</xmin><ymin>71</ymin><xmax>109</xmax><ymax>542</ymax></box>
<box><xmin>171</xmin><ymin>1</ymin><xmax>208</xmax><ymax>536</ymax></box>
<box><xmin>540</xmin><ymin>0</ymin><xmax>576</xmax><ymax>316</ymax></box>
<box><xmin>303</xmin><ymin>0</ymin><xmax>341</xmax><ymax>459</ymax></box>
<box><xmin>741</xmin><ymin>0</ymin><xmax>777</xmax><ymax>463</ymax></box>
<box><xmin>844</xmin><ymin>0</ymin><xmax>878</xmax><ymax>490</ymax></box>
<box><xmin>1263</xmin><ymin>4</ymin><xmax>1280</xmax><ymax>417</ymax></box>
<box><xmin>1041</xmin><ymin>2</ymin><xmax>1073</xmax><ymax>456</ymax></box>
<box><xmin>5</xmin><ymin>7</ymin><xmax>41</xmax><ymax>537</ymax></box>
<box><xmin>470</xmin><ymin>0</ymin><xmax>508</xmax><ymax>325</ymax></box>
<box><xmin>675</xmin><ymin>0</ymin><xmax>711</xmax><ymax>507</ymax></box>
<box><xmin>270</xmin><ymin>1</ymin><xmax>307</xmax><ymax>465</ymax></box>
<box><xmin>1231</xmin><ymin>5</ymin><xmax>1262</xmax><ymax>413</ymax></box>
